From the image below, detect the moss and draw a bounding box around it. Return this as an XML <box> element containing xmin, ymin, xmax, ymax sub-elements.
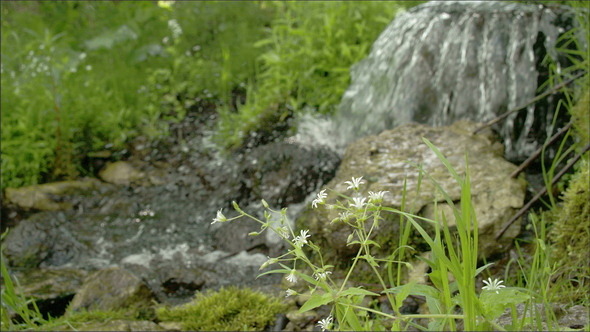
<box><xmin>156</xmin><ymin>286</ymin><xmax>285</xmax><ymax>331</ymax></box>
<box><xmin>547</xmin><ymin>158</ymin><xmax>590</xmax><ymax>304</ymax></box>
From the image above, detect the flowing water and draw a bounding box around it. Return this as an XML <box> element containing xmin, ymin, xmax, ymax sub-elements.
<box><xmin>296</xmin><ymin>1</ymin><xmax>582</xmax><ymax>162</ymax></box>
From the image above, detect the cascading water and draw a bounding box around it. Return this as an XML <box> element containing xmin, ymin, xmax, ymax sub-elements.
<box><xmin>295</xmin><ymin>1</ymin><xmax>583</xmax><ymax>162</ymax></box>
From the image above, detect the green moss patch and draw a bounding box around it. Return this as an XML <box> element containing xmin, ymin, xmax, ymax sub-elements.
<box><xmin>156</xmin><ymin>286</ymin><xmax>285</xmax><ymax>331</ymax></box>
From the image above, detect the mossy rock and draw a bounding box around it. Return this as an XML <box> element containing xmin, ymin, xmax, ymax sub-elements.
<box><xmin>156</xmin><ymin>286</ymin><xmax>285</xmax><ymax>331</ymax></box>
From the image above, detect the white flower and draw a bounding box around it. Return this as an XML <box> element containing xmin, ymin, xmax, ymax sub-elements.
<box><xmin>167</xmin><ymin>19</ymin><xmax>183</xmax><ymax>39</ymax></box>
<box><xmin>293</xmin><ymin>230</ymin><xmax>311</xmax><ymax>248</ymax></box>
<box><xmin>276</xmin><ymin>226</ymin><xmax>290</xmax><ymax>239</ymax></box>
<box><xmin>368</xmin><ymin>191</ymin><xmax>389</xmax><ymax>204</ymax></box>
<box><xmin>482</xmin><ymin>278</ymin><xmax>506</xmax><ymax>294</ymax></box>
<box><xmin>339</xmin><ymin>211</ymin><xmax>352</xmax><ymax>222</ymax></box>
<box><xmin>286</xmin><ymin>270</ymin><xmax>298</xmax><ymax>283</ymax></box>
<box><xmin>285</xmin><ymin>289</ymin><xmax>297</xmax><ymax>297</ymax></box>
<box><xmin>312</xmin><ymin>189</ymin><xmax>328</xmax><ymax>208</ymax></box>
<box><xmin>317</xmin><ymin>315</ymin><xmax>333</xmax><ymax>331</ymax></box>
<box><xmin>211</xmin><ymin>209</ymin><xmax>227</xmax><ymax>224</ymax></box>
<box><xmin>344</xmin><ymin>176</ymin><xmax>365</xmax><ymax>190</ymax></box>
<box><xmin>313</xmin><ymin>271</ymin><xmax>332</xmax><ymax>281</ymax></box>
<box><xmin>350</xmin><ymin>197</ymin><xmax>367</xmax><ymax>210</ymax></box>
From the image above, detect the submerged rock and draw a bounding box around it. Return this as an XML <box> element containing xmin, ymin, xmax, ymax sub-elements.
<box><xmin>300</xmin><ymin>121</ymin><xmax>526</xmax><ymax>261</ymax></box>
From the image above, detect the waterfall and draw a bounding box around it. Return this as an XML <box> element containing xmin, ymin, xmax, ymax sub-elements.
<box><xmin>294</xmin><ymin>1</ymin><xmax>581</xmax><ymax>161</ymax></box>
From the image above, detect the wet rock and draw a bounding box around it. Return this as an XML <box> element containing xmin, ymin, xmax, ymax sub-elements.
<box><xmin>241</xmin><ymin>141</ymin><xmax>340</xmax><ymax>207</ymax></box>
<box><xmin>301</xmin><ymin>121</ymin><xmax>525</xmax><ymax>261</ymax></box>
<box><xmin>67</xmin><ymin>267</ymin><xmax>156</xmax><ymax>314</ymax></box>
<box><xmin>4</xmin><ymin>178</ymin><xmax>105</xmax><ymax>211</ymax></box>
<box><xmin>99</xmin><ymin>161</ymin><xmax>146</xmax><ymax>185</ymax></box>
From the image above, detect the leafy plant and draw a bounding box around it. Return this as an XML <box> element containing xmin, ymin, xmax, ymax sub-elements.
<box><xmin>223</xmin><ymin>139</ymin><xmax>536</xmax><ymax>331</ymax></box>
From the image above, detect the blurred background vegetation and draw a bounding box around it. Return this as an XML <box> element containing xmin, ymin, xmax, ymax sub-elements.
<box><xmin>0</xmin><ymin>1</ymin><xmax>423</xmax><ymax>190</ymax></box>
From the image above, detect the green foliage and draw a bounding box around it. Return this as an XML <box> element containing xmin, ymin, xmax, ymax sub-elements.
<box><xmin>156</xmin><ymin>286</ymin><xmax>285</xmax><ymax>331</ymax></box>
<box><xmin>1</xmin><ymin>1</ymin><xmax>272</xmax><ymax>190</ymax></box>
<box><xmin>215</xmin><ymin>1</ymin><xmax>417</xmax><ymax>150</ymax></box>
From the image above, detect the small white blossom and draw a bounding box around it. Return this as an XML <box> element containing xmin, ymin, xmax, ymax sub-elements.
<box><xmin>368</xmin><ymin>191</ymin><xmax>389</xmax><ymax>204</ymax></box>
<box><xmin>339</xmin><ymin>211</ymin><xmax>352</xmax><ymax>222</ymax></box>
<box><xmin>317</xmin><ymin>315</ymin><xmax>333</xmax><ymax>331</ymax></box>
<box><xmin>211</xmin><ymin>209</ymin><xmax>227</xmax><ymax>224</ymax></box>
<box><xmin>482</xmin><ymin>278</ymin><xmax>506</xmax><ymax>294</ymax></box>
<box><xmin>350</xmin><ymin>197</ymin><xmax>367</xmax><ymax>210</ymax></box>
<box><xmin>293</xmin><ymin>230</ymin><xmax>311</xmax><ymax>248</ymax></box>
<box><xmin>167</xmin><ymin>19</ymin><xmax>183</xmax><ymax>39</ymax></box>
<box><xmin>344</xmin><ymin>176</ymin><xmax>365</xmax><ymax>190</ymax></box>
<box><xmin>285</xmin><ymin>289</ymin><xmax>297</xmax><ymax>297</ymax></box>
<box><xmin>276</xmin><ymin>226</ymin><xmax>290</xmax><ymax>239</ymax></box>
<box><xmin>312</xmin><ymin>189</ymin><xmax>327</xmax><ymax>208</ymax></box>
<box><xmin>286</xmin><ymin>270</ymin><xmax>298</xmax><ymax>283</ymax></box>
<box><xmin>313</xmin><ymin>271</ymin><xmax>332</xmax><ymax>281</ymax></box>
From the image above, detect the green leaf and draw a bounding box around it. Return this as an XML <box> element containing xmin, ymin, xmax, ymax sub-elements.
<box><xmin>480</xmin><ymin>288</ymin><xmax>531</xmax><ymax>321</ymax></box>
<box><xmin>298</xmin><ymin>292</ymin><xmax>333</xmax><ymax>313</ymax></box>
<box><xmin>339</xmin><ymin>287</ymin><xmax>380</xmax><ymax>297</ymax></box>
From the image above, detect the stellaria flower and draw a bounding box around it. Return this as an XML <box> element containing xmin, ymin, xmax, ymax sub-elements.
<box><xmin>211</xmin><ymin>209</ymin><xmax>227</xmax><ymax>224</ymax></box>
<box><xmin>276</xmin><ymin>226</ymin><xmax>290</xmax><ymax>239</ymax></box>
<box><xmin>312</xmin><ymin>189</ymin><xmax>328</xmax><ymax>208</ymax></box>
<box><xmin>350</xmin><ymin>197</ymin><xmax>367</xmax><ymax>210</ymax></box>
<box><xmin>337</xmin><ymin>211</ymin><xmax>352</xmax><ymax>223</ymax></box>
<box><xmin>313</xmin><ymin>270</ymin><xmax>332</xmax><ymax>281</ymax></box>
<box><xmin>285</xmin><ymin>289</ymin><xmax>297</xmax><ymax>297</ymax></box>
<box><xmin>344</xmin><ymin>176</ymin><xmax>365</xmax><ymax>190</ymax></box>
<box><xmin>293</xmin><ymin>230</ymin><xmax>311</xmax><ymax>248</ymax></box>
<box><xmin>286</xmin><ymin>269</ymin><xmax>298</xmax><ymax>283</ymax></box>
<box><xmin>317</xmin><ymin>315</ymin><xmax>333</xmax><ymax>331</ymax></box>
<box><xmin>482</xmin><ymin>278</ymin><xmax>506</xmax><ymax>294</ymax></box>
<box><xmin>368</xmin><ymin>190</ymin><xmax>389</xmax><ymax>204</ymax></box>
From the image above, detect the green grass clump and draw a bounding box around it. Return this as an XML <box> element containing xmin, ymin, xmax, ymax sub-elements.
<box><xmin>156</xmin><ymin>286</ymin><xmax>285</xmax><ymax>331</ymax></box>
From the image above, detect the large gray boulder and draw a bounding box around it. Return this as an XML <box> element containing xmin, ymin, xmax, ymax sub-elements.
<box><xmin>299</xmin><ymin>121</ymin><xmax>526</xmax><ymax>261</ymax></box>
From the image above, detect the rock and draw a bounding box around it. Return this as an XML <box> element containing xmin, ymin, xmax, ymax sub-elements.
<box><xmin>99</xmin><ymin>161</ymin><xmax>146</xmax><ymax>185</ymax></box>
<box><xmin>4</xmin><ymin>179</ymin><xmax>104</xmax><ymax>211</ymax></box>
<box><xmin>301</xmin><ymin>121</ymin><xmax>525</xmax><ymax>261</ymax></box>
<box><xmin>13</xmin><ymin>268</ymin><xmax>88</xmax><ymax>300</ymax></box>
<box><xmin>241</xmin><ymin>141</ymin><xmax>340</xmax><ymax>206</ymax></box>
<box><xmin>67</xmin><ymin>267</ymin><xmax>156</xmax><ymax>314</ymax></box>
<box><xmin>495</xmin><ymin>303</ymin><xmax>589</xmax><ymax>330</ymax></box>
<box><xmin>45</xmin><ymin>320</ymin><xmax>165</xmax><ymax>331</ymax></box>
